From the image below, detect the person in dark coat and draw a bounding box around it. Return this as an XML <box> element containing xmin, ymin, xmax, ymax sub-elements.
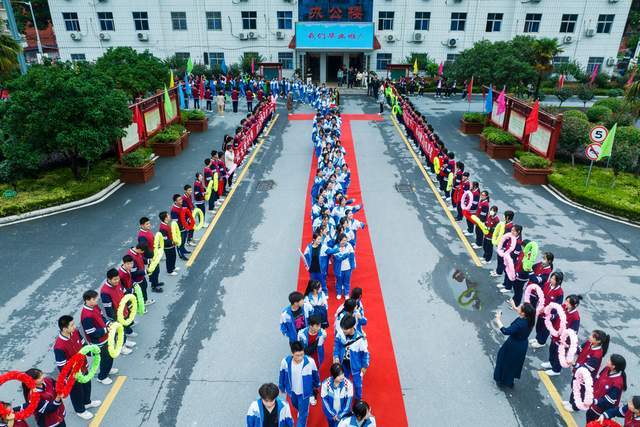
<box><xmin>493</xmin><ymin>302</ymin><xmax>535</xmax><ymax>388</ymax></box>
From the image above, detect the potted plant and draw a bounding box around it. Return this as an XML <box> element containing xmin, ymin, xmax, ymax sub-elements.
<box><xmin>484</xmin><ymin>128</ymin><xmax>517</xmax><ymax>159</ymax></box>
<box><xmin>182</xmin><ymin>109</ymin><xmax>208</xmax><ymax>132</ymax></box>
<box><xmin>479</xmin><ymin>126</ymin><xmax>499</xmax><ymax>152</ymax></box>
<box><xmin>117</xmin><ymin>148</ymin><xmax>155</xmax><ymax>183</ymax></box>
<box><xmin>460</xmin><ymin>112</ymin><xmax>486</xmax><ymax>134</ymax></box>
<box><xmin>148</xmin><ymin>124</ymin><xmax>188</xmax><ymax>157</ymax></box>
<box><xmin>513</xmin><ymin>152</ymin><xmax>553</xmax><ymax>185</ymax></box>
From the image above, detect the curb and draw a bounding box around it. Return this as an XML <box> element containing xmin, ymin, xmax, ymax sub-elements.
<box><xmin>0</xmin><ymin>179</ymin><xmax>125</xmax><ymax>228</ymax></box>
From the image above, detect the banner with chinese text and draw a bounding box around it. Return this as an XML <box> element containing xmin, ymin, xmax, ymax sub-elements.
<box><xmin>296</xmin><ymin>22</ymin><xmax>374</xmax><ymax>50</ymax></box>
<box><xmin>299</xmin><ymin>0</ymin><xmax>372</xmax><ymax>22</ymax></box>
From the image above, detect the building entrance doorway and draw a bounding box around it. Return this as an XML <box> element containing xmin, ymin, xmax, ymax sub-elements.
<box><xmin>326</xmin><ymin>55</ymin><xmax>343</xmax><ymax>83</ymax></box>
<box><xmin>348</xmin><ymin>53</ymin><xmax>364</xmax><ymax>72</ymax></box>
<box><xmin>307</xmin><ymin>54</ymin><xmax>320</xmax><ymax>83</ymax></box>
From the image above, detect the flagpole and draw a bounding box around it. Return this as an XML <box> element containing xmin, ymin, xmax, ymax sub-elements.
<box><xmin>585</xmin><ymin>160</ymin><xmax>595</xmax><ymax>186</ymax></box>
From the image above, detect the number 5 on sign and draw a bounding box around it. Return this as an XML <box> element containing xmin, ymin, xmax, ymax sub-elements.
<box><xmin>589</xmin><ymin>125</ymin><xmax>608</xmax><ymax>144</ymax></box>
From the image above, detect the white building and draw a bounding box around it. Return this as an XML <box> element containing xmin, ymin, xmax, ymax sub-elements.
<box><xmin>47</xmin><ymin>0</ymin><xmax>632</xmax><ymax>82</ymax></box>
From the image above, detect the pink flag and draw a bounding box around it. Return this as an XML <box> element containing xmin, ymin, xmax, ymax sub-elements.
<box><xmin>627</xmin><ymin>67</ymin><xmax>637</xmax><ymax>86</ymax></box>
<box><xmin>496</xmin><ymin>87</ymin><xmax>506</xmax><ymax>115</ymax></box>
<box><xmin>558</xmin><ymin>74</ymin><xmax>565</xmax><ymax>89</ymax></box>
<box><xmin>438</xmin><ymin>62</ymin><xmax>443</xmax><ymax>76</ymax></box>
<box><xmin>589</xmin><ymin>64</ymin><xmax>599</xmax><ymax>85</ymax></box>
<box><xmin>251</xmin><ymin>58</ymin><xmax>255</xmax><ymax>74</ymax></box>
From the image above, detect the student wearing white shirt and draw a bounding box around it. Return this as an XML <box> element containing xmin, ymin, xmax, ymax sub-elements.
<box><xmin>278</xmin><ymin>342</ymin><xmax>320</xmax><ymax>427</ymax></box>
<box><xmin>321</xmin><ymin>363</ymin><xmax>353</xmax><ymax>427</ymax></box>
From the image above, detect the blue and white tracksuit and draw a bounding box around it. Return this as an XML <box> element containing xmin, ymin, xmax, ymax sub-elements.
<box><xmin>335</xmin><ymin>309</ymin><xmax>368</xmax><ymax>336</ymax></box>
<box><xmin>246</xmin><ymin>398</ymin><xmax>293</xmax><ymax>427</ymax></box>
<box><xmin>334</xmin><ymin>328</ymin><xmax>370</xmax><ymax>400</ymax></box>
<box><xmin>332</xmin><ymin>244</ymin><xmax>355</xmax><ymax>297</ymax></box>
<box><xmin>280</xmin><ymin>302</ymin><xmax>314</xmax><ymax>343</ymax></box>
<box><xmin>320</xmin><ymin>377</ymin><xmax>354</xmax><ymax>427</ymax></box>
<box><xmin>337</xmin><ymin>415</ymin><xmax>377</xmax><ymax>427</ymax></box>
<box><xmin>279</xmin><ymin>355</ymin><xmax>320</xmax><ymax>427</ymax></box>
<box><xmin>304</xmin><ymin>291</ymin><xmax>329</xmax><ymax>327</ymax></box>
<box><xmin>297</xmin><ymin>326</ymin><xmax>327</xmax><ymax>366</ymax></box>
<box><xmin>304</xmin><ymin>243</ymin><xmax>338</xmax><ymax>293</ymax></box>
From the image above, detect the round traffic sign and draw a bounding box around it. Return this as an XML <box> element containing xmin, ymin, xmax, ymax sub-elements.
<box><xmin>585</xmin><ymin>142</ymin><xmax>601</xmax><ymax>161</ymax></box>
<box><xmin>589</xmin><ymin>125</ymin><xmax>608</xmax><ymax>144</ymax></box>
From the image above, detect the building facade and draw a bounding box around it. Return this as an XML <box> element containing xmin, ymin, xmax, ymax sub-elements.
<box><xmin>47</xmin><ymin>0</ymin><xmax>632</xmax><ymax>82</ymax></box>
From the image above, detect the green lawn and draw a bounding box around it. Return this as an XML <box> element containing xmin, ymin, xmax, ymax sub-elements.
<box><xmin>549</xmin><ymin>162</ymin><xmax>640</xmax><ymax>222</ymax></box>
<box><xmin>0</xmin><ymin>159</ymin><xmax>118</xmax><ymax>217</ymax></box>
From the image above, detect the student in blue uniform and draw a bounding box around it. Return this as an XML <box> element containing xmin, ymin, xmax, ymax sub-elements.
<box><xmin>333</xmin><ymin>234</ymin><xmax>355</xmax><ymax>300</ymax></box>
<box><xmin>493</xmin><ymin>302</ymin><xmax>535</xmax><ymax>388</ymax></box>
<box><xmin>303</xmin><ymin>280</ymin><xmax>329</xmax><ymax>328</ymax></box>
<box><xmin>297</xmin><ymin>315</ymin><xmax>326</xmax><ymax>372</ymax></box>
<box><xmin>337</xmin><ymin>400</ymin><xmax>376</xmax><ymax>427</ymax></box>
<box><xmin>280</xmin><ymin>292</ymin><xmax>314</xmax><ymax>344</ymax></box>
<box><xmin>334</xmin><ymin>315</ymin><xmax>369</xmax><ymax>400</ymax></box>
<box><xmin>303</xmin><ymin>234</ymin><xmax>338</xmax><ymax>295</ymax></box>
<box><xmin>278</xmin><ymin>341</ymin><xmax>320</xmax><ymax>427</ymax></box>
<box><xmin>320</xmin><ymin>363</ymin><xmax>354</xmax><ymax>427</ymax></box>
<box><xmin>246</xmin><ymin>383</ymin><xmax>293</xmax><ymax>427</ymax></box>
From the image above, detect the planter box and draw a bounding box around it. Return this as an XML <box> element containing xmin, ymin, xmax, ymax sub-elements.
<box><xmin>479</xmin><ymin>135</ymin><xmax>487</xmax><ymax>152</ymax></box>
<box><xmin>460</xmin><ymin>119</ymin><xmax>485</xmax><ymax>135</ymax></box>
<box><xmin>116</xmin><ymin>161</ymin><xmax>155</xmax><ymax>184</ymax></box>
<box><xmin>486</xmin><ymin>142</ymin><xmax>516</xmax><ymax>160</ymax></box>
<box><xmin>179</xmin><ymin>132</ymin><xmax>190</xmax><ymax>150</ymax></box>
<box><xmin>513</xmin><ymin>162</ymin><xmax>553</xmax><ymax>185</ymax></box>
<box><xmin>152</xmin><ymin>140</ymin><xmax>182</xmax><ymax>157</ymax></box>
<box><xmin>185</xmin><ymin>118</ymin><xmax>208</xmax><ymax>132</ymax></box>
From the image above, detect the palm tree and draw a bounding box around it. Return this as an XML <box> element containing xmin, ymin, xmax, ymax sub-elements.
<box><xmin>532</xmin><ymin>38</ymin><xmax>562</xmax><ymax>99</ymax></box>
<box><xmin>0</xmin><ymin>34</ymin><xmax>21</xmax><ymax>76</ymax></box>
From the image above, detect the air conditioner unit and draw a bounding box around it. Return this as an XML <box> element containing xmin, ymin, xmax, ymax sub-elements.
<box><xmin>99</xmin><ymin>32</ymin><xmax>110</xmax><ymax>40</ymax></box>
<box><xmin>585</xmin><ymin>28</ymin><xmax>595</xmax><ymax>37</ymax></box>
<box><xmin>276</xmin><ymin>31</ymin><xmax>284</xmax><ymax>39</ymax></box>
<box><xmin>137</xmin><ymin>32</ymin><xmax>149</xmax><ymax>41</ymax></box>
<box><xmin>606</xmin><ymin>57</ymin><xmax>616</xmax><ymax>66</ymax></box>
<box><xmin>70</xmin><ymin>32</ymin><xmax>82</xmax><ymax>41</ymax></box>
<box><xmin>239</xmin><ymin>32</ymin><xmax>247</xmax><ymax>40</ymax></box>
<box><xmin>386</xmin><ymin>34</ymin><xmax>395</xmax><ymax>42</ymax></box>
<box><xmin>562</xmin><ymin>35</ymin><xmax>573</xmax><ymax>44</ymax></box>
<box><xmin>413</xmin><ymin>32</ymin><xmax>423</xmax><ymax>42</ymax></box>
<box><xmin>447</xmin><ymin>38</ymin><xmax>457</xmax><ymax>48</ymax></box>
<box><xmin>248</xmin><ymin>31</ymin><xmax>257</xmax><ymax>39</ymax></box>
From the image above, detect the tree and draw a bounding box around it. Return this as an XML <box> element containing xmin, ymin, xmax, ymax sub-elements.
<box><xmin>555</xmin><ymin>87</ymin><xmax>574</xmax><ymax>106</ymax></box>
<box><xmin>95</xmin><ymin>47</ymin><xmax>168</xmax><ymax>100</ymax></box>
<box><xmin>13</xmin><ymin>0</ymin><xmax>51</xmax><ymax>33</ymax></box>
<box><xmin>558</xmin><ymin>116</ymin><xmax>590</xmax><ymax>165</ymax></box>
<box><xmin>0</xmin><ymin>34</ymin><xmax>21</xmax><ymax>78</ymax></box>
<box><xmin>404</xmin><ymin>53</ymin><xmax>437</xmax><ymax>76</ymax></box>
<box><xmin>553</xmin><ymin>60</ymin><xmax>585</xmax><ymax>81</ymax></box>
<box><xmin>240</xmin><ymin>52</ymin><xmax>265</xmax><ymax>74</ymax></box>
<box><xmin>577</xmin><ymin>85</ymin><xmax>594</xmax><ymax>108</ymax></box>
<box><xmin>610</xmin><ymin>126</ymin><xmax>640</xmax><ymax>178</ymax></box>
<box><xmin>531</xmin><ymin>38</ymin><xmax>562</xmax><ymax>98</ymax></box>
<box><xmin>1</xmin><ymin>62</ymin><xmax>131</xmax><ymax>178</ymax></box>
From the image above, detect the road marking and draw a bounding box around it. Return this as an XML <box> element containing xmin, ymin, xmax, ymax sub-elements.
<box><xmin>89</xmin><ymin>375</ymin><xmax>127</xmax><ymax>427</ymax></box>
<box><xmin>538</xmin><ymin>371</ymin><xmax>578</xmax><ymax>427</ymax></box>
<box><xmin>389</xmin><ymin>114</ymin><xmax>482</xmax><ymax>267</ymax></box>
<box><xmin>186</xmin><ymin>113</ymin><xmax>280</xmax><ymax>267</ymax></box>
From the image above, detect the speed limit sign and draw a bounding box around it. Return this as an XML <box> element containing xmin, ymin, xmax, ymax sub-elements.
<box><xmin>589</xmin><ymin>125</ymin><xmax>608</xmax><ymax>144</ymax></box>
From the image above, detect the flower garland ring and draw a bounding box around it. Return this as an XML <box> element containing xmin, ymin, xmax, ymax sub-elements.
<box><xmin>471</xmin><ymin>215</ymin><xmax>489</xmax><ymax>235</ymax></box>
<box><xmin>433</xmin><ymin>157</ymin><xmax>441</xmax><ymax>175</ymax></box>
<box><xmin>544</xmin><ymin>302</ymin><xmax>567</xmax><ymax>338</ymax></box>
<box><xmin>586</xmin><ymin>421</ymin><xmax>622</xmax><ymax>427</ymax></box>
<box><xmin>523</xmin><ymin>284</ymin><xmax>545</xmax><ymax>316</ymax></box>
<box><xmin>522</xmin><ymin>241</ymin><xmax>539</xmax><ymax>272</ymax></box>
<box><xmin>0</xmin><ymin>371</ymin><xmax>41</xmax><ymax>420</ymax></box>
<box><xmin>193</xmin><ymin>208</ymin><xmax>205</xmax><ymax>231</ymax></box>
<box><xmin>460</xmin><ymin>190</ymin><xmax>473</xmax><ymax>211</ymax></box>
<box><xmin>108</xmin><ymin>322</ymin><xmax>125</xmax><ymax>359</ymax></box>
<box><xmin>497</xmin><ymin>234</ymin><xmax>516</xmax><ymax>281</ymax></box>
<box><xmin>574</xmin><ymin>366</ymin><xmax>595</xmax><ymax>411</ymax></box>
<box><xmin>117</xmin><ymin>294</ymin><xmax>137</xmax><ymax>327</ymax></box>
<box><xmin>171</xmin><ymin>220</ymin><xmax>182</xmax><ymax>246</ymax></box>
<box><xmin>56</xmin><ymin>352</ymin><xmax>86</xmax><ymax>397</ymax></box>
<box><xmin>558</xmin><ymin>328</ymin><xmax>579</xmax><ymax>368</ymax></box>
<box><xmin>75</xmin><ymin>344</ymin><xmax>101</xmax><ymax>384</ymax></box>
<box><xmin>205</xmin><ymin>180</ymin><xmax>214</xmax><ymax>201</ymax></box>
<box><xmin>133</xmin><ymin>284</ymin><xmax>145</xmax><ymax>315</ymax></box>
<box><xmin>492</xmin><ymin>222</ymin><xmax>505</xmax><ymax>246</ymax></box>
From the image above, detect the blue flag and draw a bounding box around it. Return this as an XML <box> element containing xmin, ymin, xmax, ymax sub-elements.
<box><xmin>485</xmin><ymin>84</ymin><xmax>493</xmax><ymax>113</ymax></box>
<box><xmin>210</xmin><ymin>79</ymin><xmax>215</xmax><ymax>94</ymax></box>
<box><xmin>184</xmin><ymin>74</ymin><xmax>192</xmax><ymax>99</ymax></box>
<box><xmin>221</xmin><ymin>59</ymin><xmax>228</xmax><ymax>75</ymax></box>
<box><xmin>178</xmin><ymin>82</ymin><xmax>186</xmax><ymax>109</ymax></box>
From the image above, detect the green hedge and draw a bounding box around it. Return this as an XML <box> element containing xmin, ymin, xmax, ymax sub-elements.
<box><xmin>148</xmin><ymin>124</ymin><xmax>186</xmax><ymax>144</ymax></box>
<box><xmin>563</xmin><ymin>110</ymin><xmax>589</xmax><ymax>121</ymax></box>
<box><xmin>517</xmin><ymin>152</ymin><xmax>551</xmax><ymax>169</ymax></box>
<box><xmin>549</xmin><ymin>162</ymin><xmax>640</xmax><ymax>222</ymax></box>
<box><xmin>122</xmin><ymin>148</ymin><xmax>153</xmax><ymax>167</ymax></box>
<box><xmin>586</xmin><ymin>105</ymin><xmax>613</xmax><ymax>123</ymax></box>
<box><xmin>181</xmin><ymin>109</ymin><xmax>206</xmax><ymax>122</ymax></box>
<box><xmin>482</xmin><ymin>127</ymin><xmax>517</xmax><ymax>145</ymax></box>
<box><xmin>462</xmin><ymin>112</ymin><xmax>486</xmax><ymax>123</ymax></box>
<box><xmin>0</xmin><ymin>159</ymin><xmax>118</xmax><ymax>218</ymax></box>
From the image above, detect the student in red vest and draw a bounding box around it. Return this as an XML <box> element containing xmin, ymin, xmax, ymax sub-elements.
<box><xmin>21</xmin><ymin>369</ymin><xmax>64</xmax><ymax>427</ymax></box>
<box><xmin>0</xmin><ymin>402</ymin><xmax>29</xmax><ymax>427</ymax></box>
<box><xmin>159</xmin><ymin>211</ymin><xmax>179</xmax><ymax>274</ymax></box>
<box><xmin>246</xmin><ymin>89</ymin><xmax>254</xmax><ymax>112</ymax></box>
<box><xmin>118</xmin><ymin>255</ymin><xmax>134</xmax><ymax>294</ymax></box>
<box><xmin>128</xmin><ymin>243</ymin><xmax>159</xmax><ymax>302</ymax></box>
<box><xmin>491</xmin><ymin>210</ymin><xmax>515</xmax><ymax>278</ymax></box>
<box><xmin>170</xmin><ymin>194</ymin><xmax>191</xmax><ymax>260</ymax></box>
<box><xmin>530</xmin><ymin>271</ymin><xmax>565</xmax><ymax>349</ymax></box>
<box><xmin>100</xmin><ymin>269</ymin><xmax>136</xmax><ymax>351</ymax></box>
<box><xmin>587</xmin><ymin>354</ymin><xmax>628</xmax><ymax>422</ymax></box>
<box><xmin>203</xmin><ymin>158</ymin><xmax>217</xmax><ymax>211</ymax></box>
<box><xmin>80</xmin><ymin>290</ymin><xmax>118</xmax><ymax>385</ymax></box>
<box><xmin>231</xmin><ymin>87</ymin><xmax>239</xmax><ymax>113</ymax></box>
<box><xmin>482</xmin><ymin>205</ymin><xmax>499</xmax><ymax>264</ymax></box>
<box><xmin>473</xmin><ymin>191</ymin><xmax>490</xmax><ymax>249</ymax></box>
<box><xmin>193</xmin><ymin>173</ymin><xmax>208</xmax><ymax>228</ymax></box>
<box><xmin>182</xmin><ymin>185</ymin><xmax>197</xmax><ymax>247</ymax></box>
<box><xmin>542</xmin><ymin>294</ymin><xmax>582</xmax><ymax>376</ymax></box>
<box><xmin>600</xmin><ymin>395</ymin><xmax>640</xmax><ymax>426</ymax></box>
<box><xmin>53</xmin><ymin>315</ymin><xmax>102</xmax><ymax>420</ymax></box>
<box><xmin>138</xmin><ymin>217</ymin><xmax>164</xmax><ymax>293</ymax></box>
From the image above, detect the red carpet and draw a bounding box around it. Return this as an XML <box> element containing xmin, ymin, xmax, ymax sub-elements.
<box><xmin>290</xmin><ymin>113</ymin><xmax>408</xmax><ymax>426</ymax></box>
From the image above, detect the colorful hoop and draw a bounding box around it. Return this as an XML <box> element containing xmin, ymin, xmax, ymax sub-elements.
<box><xmin>56</xmin><ymin>352</ymin><xmax>86</xmax><ymax>397</ymax></box>
<box><xmin>75</xmin><ymin>344</ymin><xmax>101</xmax><ymax>384</ymax></box>
<box><xmin>107</xmin><ymin>322</ymin><xmax>125</xmax><ymax>359</ymax></box>
<box><xmin>0</xmin><ymin>371</ymin><xmax>41</xmax><ymax>420</ymax></box>
<box><xmin>117</xmin><ymin>294</ymin><xmax>137</xmax><ymax>327</ymax></box>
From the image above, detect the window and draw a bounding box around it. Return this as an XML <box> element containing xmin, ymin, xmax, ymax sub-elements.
<box><xmin>63</xmin><ymin>12</ymin><xmax>80</xmax><ymax>32</ymax></box>
<box><xmin>206</xmin><ymin>52</ymin><xmax>224</xmax><ymax>67</ymax></box>
<box><xmin>206</xmin><ymin>12</ymin><xmax>222</xmax><ymax>30</ymax></box>
<box><xmin>376</xmin><ymin>53</ymin><xmax>392</xmax><ymax>70</ymax></box>
<box><xmin>524</xmin><ymin>13</ymin><xmax>542</xmax><ymax>33</ymax></box>
<box><xmin>560</xmin><ymin>14</ymin><xmax>577</xmax><ymax>33</ymax></box>
<box><xmin>446</xmin><ymin>54</ymin><xmax>459</xmax><ymax>64</ymax></box>
<box><xmin>552</xmin><ymin>56</ymin><xmax>570</xmax><ymax>66</ymax></box>
<box><xmin>171</xmin><ymin>12</ymin><xmax>187</xmax><ymax>31</ymax></box>
<box><xmin>414</xmin><ymin>12</ymin><xmax>430</xmax><ymax>31</ymax></box>
<box><xmin>450</xmin><ymin>13</ymin><xmax>467</xmax><ymax>31</ymax></box>
<box><xmin>97</xmin><ymin>12</ymin><xmax>115</xmax><ymax>31</ymax></box>
<box><xmin>132</xmin><ymin>12</ymin><xmax>149</xmax><ymax>31</ymax></box>
<box><xmin>279</xmin><ymin>52</ymin><xmax>293</xmax><ymax>69</ymax></box>
<box><xmin>277</xmin><ymin>11</ymin><xmax>292</xmax><ymax>30</ymax></box>
<box><xmin>70</xmin><ymin>54</ymin><xmax>86</xmax><ymax>62</ymax></box>
<box><xmin>175</xmin><ymin>52</ymin><xmax>190</xmax><ymax>61</ymax></box>
<box><xmin>486</xmin><ymin>13</ymin><xmax>503</xmax><ymax>32</ymax></box>
<box><xmin>587</xmin><ymin>57</ymin><xmax>603</xmax><ymax>74</ymax></box>
<box><xmin>378</xmin><ymin>11</ymin><xmax>394</xmax><ymax>31</ymax></box>
<box><xmin>597</xmin><ymin>14</ymin><xmax>614</xmax><ymax>34</ymax></box>
<box><xmin>242</xmin><ymin>11</ymin><xmax>257</xmax><ymax>30</ymax></box>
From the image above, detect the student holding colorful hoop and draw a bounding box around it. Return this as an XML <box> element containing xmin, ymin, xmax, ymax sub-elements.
<box><xmin>490</xmin><ymin>210</ymin><xmax>515</xmax><ymax>278</ymax></box>
<box><xmin>473</xmin><ymin>191</ymin><xmax>490</xmax><ymax>249</ymax></box>
<box><xmin>586</xmin><ymin>354</ymin><xmax>628</xmax><ymax>422</ymax></box>
<box><xmin>100</xmin><ymin>269</ymin><xmax>136</xmax><ymax>355</ymax></box>
<box><xmin>21</xmin><ymin>368</ymin><xmax>65</xmax><ymax>427</ymax></box>
<box><xmin>542</xmin><ymin>295</ymin><xmax>582</xmax><ymax>376</ymax></box>
<box><xmin>482</xmin><ymin>206</ymin><xmax>500</xmax><ymax>264</ymax></box>
<box><xmin>497</xmin><ymin>224</ymin><xmax>523</xmax><ymax>296</ymax></box>
<box><xmin>137</xmin><ymin>217</ymin><xmax>164</xmax><ymax>294</ymax></box>
<box><xmin>80</xmin><ymin>290</ymin><xmax>118</xmax><ymax>385</ymax></box>
<box><xmin>464</xmin><ymin>182</ymin><xmax>481</xmax><ymax>236</ymax></box>
<box><xmin>159</xmin><ymin>212</ymin><xmax>179</xmax><ymax>275</ymax></box>
<box><xmin>530</xmin><ymin>272</ymin><xmax>565</xmax><ymax>349</ymax></box>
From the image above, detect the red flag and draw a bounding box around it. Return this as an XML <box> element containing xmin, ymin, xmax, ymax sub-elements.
<box><xmin>558</xmin><ymin>74</ymin><xmax>565</xmax><ymax>89</ymax></box>
<box><xmin>589</xmin><ymin>64</ymin><xmax>599</xmax><ymax>85</ymax></box>
<box><xmin>467</xmin><ymin>76</ymin><xmax>473</xmax><ymax>103</ymax></box>
<box><xmin>251</xmin><ymin>58</ymin><xmax>255</xmax><ymax>74</ymax></box>
<box><xmin>438</xmin><ymin>62</ymin><xmax>443</xmax><ymax>76</ymax></box>
<box><xmin>627</xmin><ymin>67</ymin><xmax>637</xmax><ymax>86</ymax></box>
<box><xmin>524</xmin><ymin>100</ymin><xmax>539</xmax><ymax>136</ymax></box>
<box><xmin>133</xmin><ymin>105</ymin><xmax>145</xmax><ymax>140</ymax></box>
<box><xmin>199</xmin><ymin>79</ymin><xmax>205</xmax><ymax>99</ymax></box>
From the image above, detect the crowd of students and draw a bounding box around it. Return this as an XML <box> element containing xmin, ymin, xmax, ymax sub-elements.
<box><xmin>0</xmin><ymin>98</ymin><xmax>276</xmax><ymax>427</ymax></box>
<box><xmin>247</xmin><ymin>90</ymin><xmax>376</xmax><ymax>427</ymax></box>
<box><xmin>392</xmin><ymin>84</ymin><xmax>639</xmax><ymax>426</ymax></box>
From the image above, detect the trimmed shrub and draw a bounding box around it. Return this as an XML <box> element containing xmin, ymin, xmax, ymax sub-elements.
<box><xmin>462</xmin><ymin>112</ymin><xmax>486</xmax><ymax>123</ymax></box>
<box><xmin>558</xmin><ymin>116</ymin><xmax>590</xmax><ymax>162</ymax></box>
<box><xmin>148</xmin><ymin>124</ymin><xmax>186</xmax><ymax>144</ymax></box>
<box><xmin>586</xmin><ymin>105</ymin><xmax>613</xmax><ymax>123</ymax></box>
<box><xmin>482</xmin><ymin>127</ymin><xmax>517</xmax><ymax>145</ymax></box>
<box><xmin>517</xmin><ymin>152</ymin><xmax>551</xmax><ymax>169</ymax></box>
<box><xmin>593</xmin><ymin>97</ymin><xmax>630</xmax><ymax>113</ymax></box>
<box><xmin>122</xmin><ymin>148</ymin><xmax>152</xmax><ymax>167</ymax></box>
<box><xmin>562</xmin><ymin>110</ymin><xmax>588</xmax><ymax>121</ymax></box>
<box><xmin>607</xmin><ymin>89</ymin><xmax>624</xmax><ymax>97</ymax></box>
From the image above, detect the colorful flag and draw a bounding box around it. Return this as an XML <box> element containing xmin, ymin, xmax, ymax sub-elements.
<box><xmin>178</xmin><ymin>82</ymin><xmax>186</xmax><ymax>110</ymax></box>
<box><xmin>413</xmin><ymin>58</ymin><xmax>418</xmax><ymax>75</ymax></box>
<box><xmin>467</xmin><ymin>76</ymin><xmax>473</xmax><ymax>103</ymax></box>
<box><xmin>589</xmin><ymin>64</ymin><xmax>599</xmax><ymax>85</ymax></box>
<box><xmin>186</xmin><ymin>57</ymin><xmax>193</xmax><ymax>75</ymax></box>
<box><xmin>163</xmin><ymin>85</ymin><xmax>174</xmax><ymax>119</ymax></box>
<box><xmin>184</xmin><ymin>74</ymin><xmax>192</xmax><ymax>99</ymax></box>
<box><xmin>169</xmin><ymin>70</ymin><xmax>175</xmax><ymax>88</ymax></box>
<box><xmin>524</xmin><ymin>100</ymin><xmax>540</xmax><ymax>136</ymax></box>
<box><xmin>221</xmin><ymin>59</ymin><xmax>228</xmax><ymax>75</ymax></box>
<box><xmin>496</xmin><ymin>87</ymin><xmax>506</xmax><ymax>115</ymax></box>
<box><xmin>597</xmin><ymin>123</ymin><xmax>617</xmax><ymax>160</ymax></box>
<box><xmin>438</xmin><ymin>62</ymin><xmax>444</xmax><ymax>76</ymax></box>
<box><xmin>251</xmin><ymin>57</ymin><xmax>255</xmax><ymax>74</ymax></box>
<box><xmin>558</xmin><ymin>74</ymin><xmax>565</xmax><ymax>89</ymax></box>
<box><xmin>626</xmin><ymin>67</ymin><xmax>637</xmax><ymax>86</ymax></box>
<box><xmin>133</xmin><ymin>105</ymin><xmax>145</xmax><ymax>140</ymax></box>
<box><xmin>485</xmin><ymin>84</ymin><xmax>493</xmax><ymax>113</ymax></box>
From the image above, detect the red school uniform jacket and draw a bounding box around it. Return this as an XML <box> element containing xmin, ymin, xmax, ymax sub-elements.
<box><xmin>35</xmin><ymin>377</ymin><xmax>65</xmax><ymax>427</ymax></box>
<box><xmin>574</xmin><ymin>341</ymin><xmax>604</xmax><ymax>378</ymax></box>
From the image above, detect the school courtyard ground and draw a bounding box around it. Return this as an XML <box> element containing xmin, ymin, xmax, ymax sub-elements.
<box><xmin>0</xmin><ymin>94</ymin><xmax>638</xmax><ymax>426</ymax></box>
